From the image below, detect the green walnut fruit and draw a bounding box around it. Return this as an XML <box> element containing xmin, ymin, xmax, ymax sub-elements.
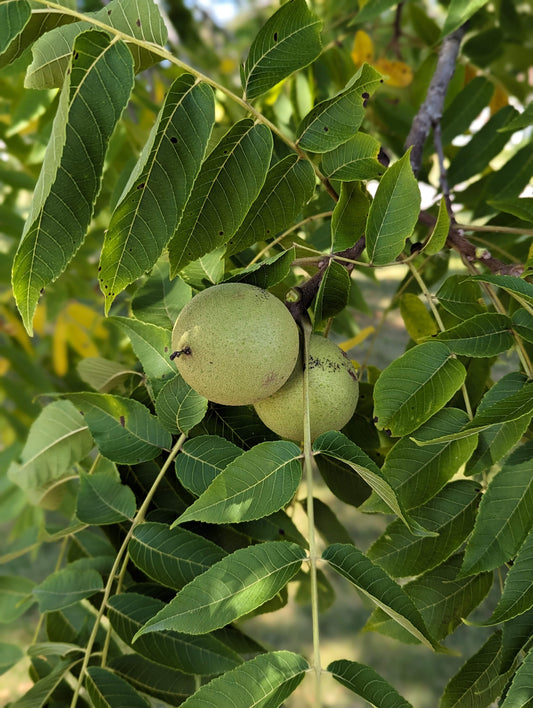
<box><xmin>171</xmin><ymin>283</ymin><xmax>300</xmax><ymax>406</ymax></box>
<box><xmin>254</xmin><ymin>334</ymin><xmax>359</xmax><ymax>441</ymax></box>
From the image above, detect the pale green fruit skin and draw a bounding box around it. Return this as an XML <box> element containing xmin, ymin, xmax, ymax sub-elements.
<box><xmin>254</xmin><ymin>335</ymin><xmax>359</xmax><ymax>441</ymax></box>
<box><xmin>171</xmin><ymin>283</ymin><xmax>300</xmax><ymax>406</ymax></box>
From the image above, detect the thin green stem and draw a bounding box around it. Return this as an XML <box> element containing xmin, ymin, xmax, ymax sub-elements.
<box><xmin>455</xmin><ymin>222</ymin><xmax>533</xmax><ymax>237</ymax></box>
<box><xmin>301</xmin><ymin>321</ymin><xmax>322</xmax><ymax>706</ymax></box>
<box><xmin>70</xmin><ymin>434</ymin><xmax>187</xmax><ymax>707</ymax></box>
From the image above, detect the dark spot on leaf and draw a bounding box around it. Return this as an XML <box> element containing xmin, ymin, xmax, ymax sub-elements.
<box><xmin>107</xmin><ymin>8</ymin><xmax>111</xmax><ymax>13</ymax></box>
<box><xmin>137</xmin><ymin>182</ymin><xmax>145</xmax><ymax>189</ymax></box>
<box><xmin>219</xmin><ymin>231</ymin><xmax>224</xmax><ymax>236</ymax></box>
<box><xmin>380</xmin><ymin>78</ymin><xmax>384</xmax><ymax>83</ymax></box>
<box><xmin>162</xmin><ymin>374</ymin><xmax>165</xmax><ymax>379</ymax></box>
<box><xmin>273</xmin><ymin>32</ymin><xmax>278</xmax><ymax>41</ymax></box>
<box><xmin>40</xmin><ymin>288</ymin><xmax>45</xmax><ymax>295</ymax></box>
<box><xmin>104</xmin><ymin>284</ymin><xmax>108</xmax><ymax>289</ymax></box>
<box><xmin>79</xmin><ymin>410</ymin><xmax>84</xmax><ymax>415</ymax></box>
<box><xmin>170</xmin><ymin>136</ymin><xmax>177</xmax><ymax>143</ymax></box>
<box><xmin>266</xmin><ymin>229</ymin><xmax>270</xmax><ymax>234</ymax></box>
<box><xmin>120</xmin><ymin>416</ymin><xmax>125</xmax><ymax>427</ymax></box>
<box><xmin>164</xmin><ymin>346</ymin><xmax>168</xmax><ymax>352</ymax></box>
<box><xmin>223</xmin><ymin>150</ymin><xmax>228</xmax><ymax>154</ymax></box>
<box><xmin>362</xmin><ymin>92</ymin><xmax>369</xmax><ymax>99</ymax></box>
<box><xmin>373</xmin><ymin>416</ymin><xmax>378</xmax><ymax>423</ymax></box>
<box><xmin>67</xmin><ymin>69</ymin><xmax>71</xmax><ymax>75</ymax></box>
<box><xmin>363</xmin><ymin>100</ymin><xmax>368</xmax><ymax>108</ymax></box>
<box><xmin>136</xmin><ymin>18</ymin><xmax>141</xmax><ymax>26</ymax></box>
<box><xmin>278</xmin><ymin>528</ymin><xmax>285</xmax><ymax>535</ymax></box>
<box><xmin>384</xmin><ymin>429</ymin><xmax>392</xmax><ymax>437</ymax></box>
<box><xmin>323</xmin><ymin>126</ymin><xmax>329</xmax><ymax>132</ymax></box>
<box><xmin>98</xmin><ymin>266</ymin><xmax>101</xmax><ymax>272</ymax></box>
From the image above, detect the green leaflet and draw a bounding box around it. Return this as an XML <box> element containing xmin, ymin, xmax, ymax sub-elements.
<box><xmin>500</xmin><ymin>646</ymin><xmax>533</xmax><ymax>708</ymax></box>
<box><xmin>76</xmin><ymin>472</ymin><xmax>136</xmax><ymax>525</ymax></box>
<box><xmin>373</xmin><ymin>341</ymin><xmax>466</xmax><ymax>437</ymax></box>
<box><xmin>0</xmin><ymin>575</ymin><xmax>35</xmax><ymax>623</ymax></box>
<box><xmin>328</xmin><ymin>659</ymin><xmax>413</xmax><ymax>707</ymax></box>
<box><xmin>12</xmin><ymin>31</ymin><xmax>134</xmax><ymax>334</ymax></box>
<box><xmin>365</xmin><ymin>149</ymin><xmax>421</xmax><ymax>265</ymax></box>
<box><xmin>441</xmin><ymin>0</ymin><xmax>490</xmax><ymax>38</ymax></box>
<box><xmin>100</xmin><ymin>75</ymin><xmax>215</xmax><ymax>312</ymax></box>
<box><xmin>242</xmin><ymin>0</ymin><xmax>322</xmax><ymax>100</ymax></box>
<box><xmin>167</xmin><ymin>119</ymin><xmax>273</xmax><ymax>274</ymax></box>
<box><xmin>33</xmin><ymin>567</ymin><xmax>103</xmax><ymax>612</ymax></box>
<box><xmin>108</xmin><ymin>654</ymin><xmax>195</xmax><ymax>705</ymax></box>
<box><xmin>133</xmin><ymin>542</ymin><xmax>306</xmax><ymax>637</ymax></box>
<box><xmin>174</xmin><ymin>441</ymin><xmax>302</xmax><ymax>526</ymax></box>
<box><xmin>321</xmin><ymin>132</ymin><xmax>384</xmax><ymax>181</ymax></box>
<box><xmin>331</xmin><ymin>181</ymin><xmax>370</xmax><ymax>252</ymax></box>
<box><xmin>154</xmin><ymin>375</ymin><xmax>208</xmax><ymax>435</ymax></box>
<box><xmin>0</xmin><ymin>0</ymin><xmax>31</xmax><ymax>56</ymax></box>
<box><xmin>313</xmin><ymin>260</ymin><xmax>351</xmax><ymax>330</ymax></box>
<box><xmin>435</xmin><ymin>312</ymin><xmax>514</xmax><ymax>357</ymax></box>
<box><xmin>131</xmin><ymin>261</ymin><xmax>192</xmax><ymax>329</ymax></box>
<box><xmin>441</xmin><ymin>77</ymin><xmax>493</xmax><ymax>145</ymax></box>
<box><xmin>296</xmin><ymin>87</ymin><xmax>365</xmax><ymax>153</ymax></box>
<box><xmin>25</xmin><ymin>0</ymin><xmax>167</xmax><ymax>89</ymax></box>
<box><xmin>175</xmin><ymin>434</ymin><xmax>244</xmax><ymax>496</ymax></box>
<box><xmin>423</xmin><ymin>197</ymin><xmax>450</xmax><ymax>255</ymax></box>
<box><xmin>86</xmin><ymin>667</ymin><xmax>150</xmax><ymax>708</ymax></box>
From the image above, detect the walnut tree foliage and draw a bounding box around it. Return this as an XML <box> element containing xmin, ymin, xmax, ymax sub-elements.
<box><xmin>1</xmin><ymin>0</ymin><xmax>533</xmax><ymax>706</ymax></box>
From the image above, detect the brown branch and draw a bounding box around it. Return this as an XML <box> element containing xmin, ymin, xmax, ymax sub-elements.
<box><xmin>405</xmin><ymin>25</ymin><xmax>466</xmax><ymax>175</ymax></box>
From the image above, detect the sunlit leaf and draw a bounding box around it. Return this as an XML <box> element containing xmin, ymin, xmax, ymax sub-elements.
<box><xmin>134</xmin><ymin>542</ymin><xmax>306</xmax><ymax>637</ymax></box>
<box><xmin>350</xmin><ymin>30</ymin><xmax>374</xmax><ymax>65</ymax></box>
<box><xmin>374</xmin><ymin>58</ymin><xmax>413</xmax><ymax>87</ymax></box>
<box><xmin>400</xmin><ymin>293</ymin><xmax>438</xmax><ymax>343</ymax></box>
<box><xmin>441</xmin><ymin>0</ymin><xmax>490</xmax><ymax>38</ymax></box>
<box><xmin>12</xmin><ymin>31</ymin><xmax>134</xmax><ymax>333</ymax></box>
<box><xmin>423</xmin><ymin>197</ymin><xmax>450</xmax><ymax>255</ymax></box>
<box><xmin>471</xmin><ymin>274</ymin><xmax>533</xmax><ymax>307</ymax></box>
<box><xmin>242</xmin><ymin>0</ymin><xmax>322</xmax><ymax>100</ymax></box>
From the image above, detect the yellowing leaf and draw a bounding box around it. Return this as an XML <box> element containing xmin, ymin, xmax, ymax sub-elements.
<box><xmin>339</xmin><ymin>326</ymin><xmax>375</xmax><ymax>351</ymax></box>
<box><xmin>0</xmin><ymin>357</ymin><xmax>9</xmax><ymax>375</ymax></box>
<box><xmin>220</xmin><ymin>57</ymin><xmax>237</xmax><ymax>74</ymax></box>
<box><xmin>490</xmin><ymin>82</ymin><xmax>509</xmax><ymax>114</ymax></box>
<box><xmin>374</xmin><ymin>58</ymin><xmax>413</xmax><ymax>87</ymax></box>
<box><xmin>0</xmin><ymin>306</ymin><xmax>33</xmax><ymax>354</ymax></box>
<box><xmin>52</xmin><ymin>313</ymin><xmax>69</xmax><ymax>377</ymax></box>
<box><xmin>33</xmin><ymin>304</ymin><xmax>47</xmax><ymax>336</ymax></box>
<box><xmin>65</xmin><ymin>322</ymin><xmax>99</xmax><ymax>359</ymax></box>
<box><xmin>464</xmin><ymin>63</ymin><xmax>478</xmax><ymax>84</ymax></box>
<box><xmin>351</xmin><ymin>30</ymin><xmax>374</xmax><ymax>66</ymax></box>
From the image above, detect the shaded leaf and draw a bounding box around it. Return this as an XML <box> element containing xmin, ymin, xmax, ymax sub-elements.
<box><xmin>109</xmin><ymin>316</ymin><xmax>174</xmax><ymax>384</ymax></box>
<box><xmin>328</xmin><ymin>659</ymin><xmax>413</xmax><ymax>707</ymax></box>
<box><xmin>460</xmin><ymin>447</ymin><xmax>533</xmax><ymax>577</ymax></box>
<box><xmin>129</xmin><ymin>522</ymin><xmax>227</xmax><ymax>590</ymax></box>
<box><xmin>304</xmin><ymin>497</ymin><xmax>354</xmax><ymax>546</ymax></box>
<box><xmin>424</xmin><ymin>197</ymin><xmax>450</xmax><ymax>255</ymax></box>
<box><xmin>108</xmin><ymin>593</ymin><xmax>242</xmax><ymax>676</ymax></box>
<box><xmin>296</xmin><ymin>88</ymin><xmax>365</xmax><ymax>153</ymax></box>
<box><xmin>472</xmin><ymin>274</ymin><xmax>533</xmax><ymax>307</ymax></box>
<box><xmin>7</xmin><ymin>400</ymin><xmax>93</xmax><ymax>506</ymax></box>
<box><xmin>435</xmin><ymin>312</ymin><xmax>514</xmax><ymax>357</ymax></box>
<box><xmin>76</xmin><ymin>472</ymin><xmax>136</xmax><ymax>525</ymax></box>
<box><xmin>366</xmin><ymin>149</ymin><xmax>421</xmax><ymax>265</ymax></box>
<box><xmin>175</xmin><ymin>434</ymin><xmax>243</xmax><ymax>496</ymax></box>
<box><xmin>64</xmin><ymin>393</ymin><xmax>171</xmax><ymax>464</ymax></box>
<box><xmin>441</xmin><ymin>77</ymin><xmax>494</xmax><ymax>145</ymax></box>
<box><xmin>225</xmin><ymin>248</ymin><xmax>296</xmax><ymax>290</ymax></box>
<box><xmin>86</xmin><ymin>666</ymin><xmax>149</xmax><ymax>708</ymax></box>
<box><xmin>373</xmin><ymin>341</ymin><xmax>466</xmax><ymax>437</ymax></box>
<box><xmin>489</xmin><ymin>197</ymin><xmax>533</xmax><ymax>224</ymax></box>
<box><xmin>194</xmin><ymin>404</ymin><xmax>278</xmax><ymax>450</ymax></box>
<box><xmin>0</xmin><ymin>0</ymin><xmax>31</xmax><ymax>56</ymax></box>
<box><xmin>134</xmin><ymin>542</ymin><xmax>306</xmax><ymax>637</ymax></box>
<box><xmin>313</xmin><ymin>431</ymin><xmax>431</xmax><ymax>537</ymax></box>
<box><xmin>226</xmin><ymin>156</ymin><xmax>315</xmax><ymax>257</ymax></box>
<box><xmin>441</xmin><ymin>0</ymin><xmax>490</xmax><ymax>38</ymax></box>
<box><xmin>0</xmin><ymin>642</ymin><xmax>24</xmax><ymax>676</ymax></box>
<box><xmin>501</xmin><ymin>608</ymin><xmax>533</xmax><ymax>673</ymax></box>
<box><xmin>322</xmin><ymin>543</ymin><xmax>441</xmax><ymax>650</ymax></box>
<box><xmin>109</xmin><ymin>654</ymin><xmax>195</xmax><ymax>705</ymax></box>
<box><xmin>313</xmin><ymin>260</ymin><xmax>351</xmax><ymax>329</ymax></box>
<box><xmin>33</xmin><ymin>568</ymin><xmax>102</xmax><ymax>612</ymax></box>
<box><xmin>10</xmin><ymin>659</ymin><xmax>74</xmax><ymax>708</ymax></box>
<box><xmin>131</xmin><ymin>261</ymin><xmax>192</xmax><ymax>329</ymax></box>
<box><xmin>0</xmin><ymin>575</ymin><xmax>35</xmax><ymax>623</ymax></box>
<box><xmin>12</xmin><ymin>31</ymin><xmax>134</xmax><ymax>333</ymax></box>
<box><xmin>500</xmin><ymin>646</ymin><xmax>533</xmax><ymax>708</ymax></box>
<box><xmin>100</xmin><ymin>75</ymin><xmax>214</xmax><ymax>311</ymax></box>
<box><xmin>331</xmin><ymin>181</ymin><xmax>370</xmax><ymax>252</ymax></box>
<box><xmin>174</xmin><ymin>441</ymin><xmax>301</xmax><ymax>526</ymax></box>
<box><xmin>439</xmin><ymin>631</ymin><xmax>508</xmax><ymax>708</ymax></box>
<box><xmin>321</xmin><ymin>132</ymin><xmax>384</xmax><ymax>181</ymax></box>
<box><xmin>436</xmin><ymin>275</ymin><xmax>487</xmax><ymax>320</ymax></box>
<box><xmin>242</xmin><ymin>0</ymin><xmax>322</xmax><ymax>100</ymax></box>
<box><xmin>168</xmin><ymin>120</ymin><xmax>273</xmax><ymax>274</ymax></box>
<box><xmin>367</xmin><ymin>480</ymin><xmax>481</xmax><ymax>578</ymax></box>
<box><xmin>155</xmin><ymin>375</ymin><xmax>208</xmax><ymax>435</ymax></box>
<box><xmin>512</xmin><ymin>308</ymin><xmax>533</xmax><ymax>344</ymax></box>
<box><xmin>352</xmin><ymin>0</ymin><xmax>400</xmax><ymax>24</ymax></box>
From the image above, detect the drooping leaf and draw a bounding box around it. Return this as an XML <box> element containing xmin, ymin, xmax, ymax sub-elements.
<box><xmin>365</xmin><ymin>149</ymin><xmax>421</xmax><ymax>265</ymax></box>
<box><xmin>373</xmin><ymin>341</ymin><xmax>466</xmax><ymax>437</ymax></box>
<box><xmin>471</xmin><ymin>274</ymin><xmax>533</xmax><ymax>307</ymax></box>
<box><xmin>512</xmin><ymin>308</ymin><xmax>533</xmax><ymax>344</ymax></box>
<box><xmin>108</xmin><ymin>654</ymin><xmax>195</xmax><ymax>705</ymax></box>
<box><xmin>465</xmin><ymin>372</ymin><xmax>531</xmax><ymax>476</ymax></box>
<box><xmin>328</xmin><ymin>659</ymin><xmax>413</xmax><ymax>707</ymax></box>
<box><xmin>128</xmin><ymin>522</ymin><xmax>227</xmax><ymax>590</ymax></box>
<box><xmin>439</xmin><ymin>631</ymin><xmax>509</xmax><ymax>708</ymax></box>
<box><xmin>441</xmin><ymin>77</ymin><xmax>494</xmax><ymax>145</ymax></box>
<box><xmin>134</xmin><ymin>542</ymin><xmax>306</xmax><ymax>637</ymax></box>
<box><xmin>331</xmin><ymin>181</ymin><xmax>371</xmax><ymax>252</ymax></box>
<box><xmin>460</xmin><ymin>447</ymin><xmax>533</xmax><ymax>577</ymax></box>
<box><xmin>131</xmin><ymin>261</ymin><xmax>192</xmax><ymax>329</ymax></box>
<box><xmin>296</xmin><ymin>88</ymin><xmax>365</xmax><ymax>153</ymax></box>
<box><xmin>107</xmin><ymin>593</ymin><xmax>242</xmax><ymax>676</ymax></box>
<box><xmin>0</xmin><ymin>575</ymin><xmax>35</xmax><ymax>623</ymax></box>
<box><xmin>225</xmin><ymin>156</ymin><xmax>315</xmax><ymax>256</ymax></box>
<box><xmin>501</xmin><ymin>608</ymin><xmax>533</xmax><ymax>674</ymax></box>
<box><xmin>86</xmin><ymin>666</ymin><xmax>150</xmax><ymax>708</ymax></box>
<box><xmin>167</xmin><ymin>120</ymin><xmax>273</xmax><ymax>274</ymax></box>
<box><xmin>25</xmin><ymin>0</ymin><xmax>167</xmax><ymax>89</ymax></box>
<box><xmin>76</xmin><ymin>472</ymin><xmax>136</xmax><ymax>525</ymax></box>
<box><xmin>313</xmin><ymin>431</ymin><xmax>431</xmax><ymax>537</ymax></box>
<box><xmin>423</xmin><ymin>197</ymin><xmax>450</xmax><ymax>255</ymax></box>
<box><xmin>10</xmin><ymin>659</ymin><xmax>75</xmax><ymax>708</ymax></box>
<box><xmin>174</xmin><ymin>441</ymin><xmax>301</xmax><ymax>526</ymax></box>
<box><xmin>33</xmin><ymin>568</ymin><xmax>103</xmax><ymax>612</ymax></box>
<box><xmin>12</xmin><ymin>31</ymin><xmax>134</xmax><ymax>333</ymax></box>
<box><xmin>226</xmin><ymin>248</ymin><xmax>296</xmax><ymax>290</ymax></box>
<box><xmin>367</xmin><ymin>481</ymin><xmax>481</xmax><ymax>577</ymax></box>
<box><xmin>436</xmin><ymin>275</ymin><xmax>487</xmax><ymax>320</ymax></box>
<box><xmin>481</xmin><ymin>526</ymin><xmax>533</xmax><ymax>625</ymax></box>
<box><xmin>180</xmin><ymin>651</ymin><xmax>307</xmax><ymax>707</ymax></box>
<box><xmin>63</xmin><ymin>393</ymin><xmax>171</xmax><ymax>464</ymax></box>
<box><xmin>322</xmin><ymin>544</ymin><xmax>441</xmax><ymax>650</ymax></box>
<box><xmin>154</xmin><ymin>375</ymin><xmax>208</xmax><ymax>435</ymax></box>
<box><xmin>99</xmin><ymin>75</ymin><xmax>214</xmax><ymax>311</ymax></box>
<box><xmin>175</xmin><ymin>434</ymin><xmax>244</xmax><ymax>496</ymax></box>
<box><xmin>321</xmin><ymin>132</ymin><xmax>384</xmax><ymax>181</ymax></box>
<box><xmin>441</xmin><ymin>0</ymin><xmax>490</xmax><ymax>38</ymax></box>
<box><xmin>0</xmin><ymin>0</ymin><xmax>31</xmax><ymax>56</ymax></box>
<box><xmin>435</xmin><ymin>312</ymin><xmax>515</xmax><ymax>357</ymax></box>
<box><xmin>77</xmin><ymin>357</ymin><xmax>138</xmax><ymax>393</ymax></box>
<box><xmin>7</xmin><ymin>400</ymin><xmax>93</xmax><ymax>506</ymax></box>
<box><xmin>303</xmin><ymin>497</ymin><xmax>354</xmax><ymax>546</ymax></box>
<box><xmin>242</xmin><ymin>0</ymin><xmax>322</xmax><ymax>100</ymax></box>
<box><xmin>500</xmin><ymin>646</ymin><xmax>533</xmax><ymax>708</ymax></box>
<box><xmin>313</xmin><ymin>260</ymin><xmax>351</xmax><ymax>329</ymax></box>
<box><xmin>366</xmin><ymin>554</ymin><xmax>493</xmax><ymax>645</ymax></box>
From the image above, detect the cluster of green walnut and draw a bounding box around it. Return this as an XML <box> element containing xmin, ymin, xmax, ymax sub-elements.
<box><xmin>171</xmin><ymin>283</ymin><xmax>359</xmax><ymax>441</ymax></box>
